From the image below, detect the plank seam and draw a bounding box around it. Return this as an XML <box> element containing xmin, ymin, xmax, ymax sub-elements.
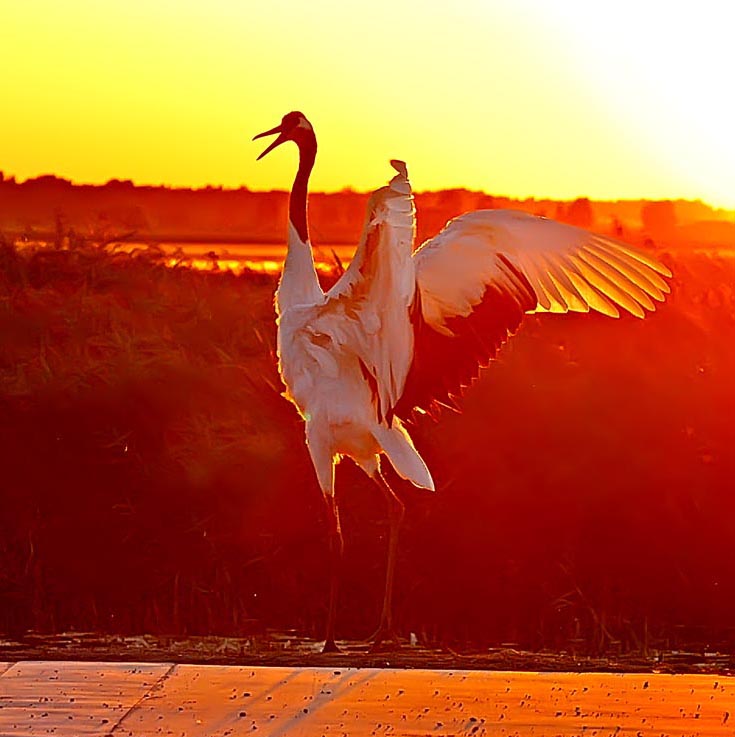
<box><xmin>108</xmin><ymin>663</ymin><xmax>176</xmax><ymax>736</ymax></box>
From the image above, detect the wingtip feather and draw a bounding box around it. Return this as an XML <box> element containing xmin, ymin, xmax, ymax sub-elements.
<box><xmin>390</xmin><ymin>159</ymin><xmax>408</xmax><ymax>177</ymax></box>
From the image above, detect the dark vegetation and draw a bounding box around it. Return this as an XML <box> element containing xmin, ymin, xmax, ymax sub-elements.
<box><xmin>3</xmin><ymin>172</ymin><xmax>735</xmax><ymax>247</ymax></box>
<box><xmin>0</xmin><ymin>234</ymin><xmax>733</xmax><ymax>655</ymax></box>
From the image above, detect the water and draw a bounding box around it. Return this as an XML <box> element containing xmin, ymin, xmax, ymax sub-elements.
<box><xmin>119</xmin><ymin>241</ymin><xmax>735</xmax><ymax>281</ymax></box>
<box><xmin>142</xmin><ymin>241</ymin><xmax>355</xmax><ymax>274</ymax></box>
<box><xmin>16</xmin><ymin>238</ymin><xmax>735</xmax><ymax>279</ymax></box>
<box><xmin>12</xmin><ymin>238</ymin><xmax>356</xmax><ymax>274</ymax></box>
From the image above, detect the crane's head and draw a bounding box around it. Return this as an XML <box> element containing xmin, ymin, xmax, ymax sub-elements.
<box><xmin>253</xmin><ymin>111</ymin><xmax>314</xmax><ymax>160</ymax></box>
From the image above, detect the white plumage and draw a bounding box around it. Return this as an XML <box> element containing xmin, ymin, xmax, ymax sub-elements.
<box><xmin>254</xmin><ymin>112</ymin><xmax>672</xmax><ymax>651</ymax></box>
<box><xmin>278</xmin><ymin>162</ymin><xmax>431</xmax><ymax>495</ymax></box>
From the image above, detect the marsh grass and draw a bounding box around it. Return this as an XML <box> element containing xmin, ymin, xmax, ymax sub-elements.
<box><xmin>0</xmin><ymin>235</ymin><xmax>733</xmax><ymax>654</ymax></box>
<box><xmin>0</xmin><ymin>237</ymin><xmax>310</xmax><ymax>635</ymax></box>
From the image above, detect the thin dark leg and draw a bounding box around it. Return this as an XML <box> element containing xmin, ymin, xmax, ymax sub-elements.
<box><xmin>322</xmin><ymin>493</ymin><xmax>343</xmax><ymax>653</ymax></box>
<box><xmin>371</xmin><ymin>470</ymin><xmax>405</xmax><ymax>650</ymax></box>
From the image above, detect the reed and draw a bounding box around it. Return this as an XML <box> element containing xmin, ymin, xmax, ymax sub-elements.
<box><xmin>1</xmin><ymin>236</ymin><xmax>732</xmax><ymax>653</ymax></box>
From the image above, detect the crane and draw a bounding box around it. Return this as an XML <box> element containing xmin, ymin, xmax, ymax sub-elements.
<box><xmin>253</xmin><ymin>111</ymin><xmax>672</xmax><ymax>652</ymax></box>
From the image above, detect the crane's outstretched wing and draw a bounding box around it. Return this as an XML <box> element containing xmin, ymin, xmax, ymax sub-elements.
<box><xmin>313</xmin><ymin>161</ymin><xmax>417</xmax><ymax>422</ymax></box>
<box><xmin>395</xmin><ymin>209</ymin><xmax>672</xmax><ymax>419</ymax></box>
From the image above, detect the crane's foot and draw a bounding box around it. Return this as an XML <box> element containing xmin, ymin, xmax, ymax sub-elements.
<box><xmin>321</xmin><ymin>638</ymin><xmax>342</xmax><ymax>654</ymax></box>
<box><xmin>368</xmin><ymin>626</ymin><xmax>402</xmax><ymax>653</ymax></box>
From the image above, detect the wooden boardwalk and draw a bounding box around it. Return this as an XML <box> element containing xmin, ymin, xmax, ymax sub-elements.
<box><xmin>0</xmin><ymin>660</ymin><xmax>732</xmax><ymax>736</ymax></box>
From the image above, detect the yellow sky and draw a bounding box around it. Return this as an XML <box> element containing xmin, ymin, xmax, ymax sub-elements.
<box><xmin>2</xmin><ymin>0</ymin><xmax>734</xmax><ymax>207</ymax></box>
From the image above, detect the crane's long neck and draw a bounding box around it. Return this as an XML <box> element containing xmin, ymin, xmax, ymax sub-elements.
<box><xmin>290</xmin><ymin>141</ymin><xmax>315</xmax><ymax>244</ymax></box>
<box><xmin>277</xmin><ymin>132</ymin><xmax>322</xmax><ymax>313</ymax></box>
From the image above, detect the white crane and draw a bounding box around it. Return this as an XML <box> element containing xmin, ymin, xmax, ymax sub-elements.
<box><xmin>253</xmin><ymin>111</ymin><xmax>672</xmax><ymax>652</ymax></box>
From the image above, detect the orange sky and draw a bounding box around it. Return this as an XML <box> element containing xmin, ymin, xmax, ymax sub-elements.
<box><xmin>2</xmin><ymin>1</ymin><xmax>734</xmax><ymax>207</ymax></box>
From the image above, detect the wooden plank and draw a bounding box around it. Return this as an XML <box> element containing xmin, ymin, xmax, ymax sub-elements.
<box><xmin>0</xmin><ymin>663</ymin><xmax>13</xmax><ymax>677</ymax></box>
<box><xmin>114</xmin><ymin>665</ymin><xmax>734</xmax><ymax>736</ymax></box>
<box><xmin>113</xmin><ymin>664</ymin><xmax>332</xmax><ymax>736</ymax></box>
<box><xmin>0</xmin><ymin>660</ymin><xmax>172</xmax><ymax>736</ymax></box>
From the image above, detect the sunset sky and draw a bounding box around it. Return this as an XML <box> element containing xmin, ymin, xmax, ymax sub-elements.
<box><xmin>2</xmin><ymin>1</ymin><xmax>734</xmax><ymax>207</ymax></box>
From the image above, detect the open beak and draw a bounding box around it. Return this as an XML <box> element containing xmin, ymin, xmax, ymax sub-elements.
<box><xmin>253</xmin><ymin>124</ymin><xmax>287</xmax><ymax>160</ymax></box>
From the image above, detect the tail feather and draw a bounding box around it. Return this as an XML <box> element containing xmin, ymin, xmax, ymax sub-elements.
<box><xmin>373</xmin><ymin>420</ymin><xmax>434</xmax><ymax>491</ymax></box>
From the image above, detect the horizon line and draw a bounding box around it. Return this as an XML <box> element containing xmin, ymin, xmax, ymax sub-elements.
<box><xmin>1</xmin><ymin>171</ymin><xmax>733</xmax><ymax>211</ymax></box>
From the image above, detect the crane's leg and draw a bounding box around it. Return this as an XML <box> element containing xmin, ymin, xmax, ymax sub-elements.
<box><xmin>322</xmin><ymin>491</ymin><xmax>344</xmax><ymax>653</ymax></box>
<box><xmin>370</xmin><ymin>469</ymin><xmax>405</xmax><ymax>650</ymax></box>
<box><xmin>305</xmin><ymin>422</ymin><xmax>343</xmax><ymax>653</ymax></box>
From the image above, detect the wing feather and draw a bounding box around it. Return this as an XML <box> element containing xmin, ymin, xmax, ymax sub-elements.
<box><xmin>577</xmin><ymin>246</ymin><xmax>664</xmax><ymax>303</ymax></box>
<box><xmin>395</xmin><ymin>209</ymin><xmax>672</xmax><ymax>418</ymax></box>
<box><xmin>570</xmin><ymin>253</ymin><xmax>655</xmax><ymax>313</ymax></box>
<box><xmin>315</xmin><ymin>161</ymin><xmax>416</xmax><ymax>422</ymax></box>
<box><xmin>562</xmin><ymin>260</ymin><xmax>621</xmax><ymax>317</ymax></box>
<box><xmin>536</xmin><ymin>252</ymin><xmax>590</xmax><ymax>312</ymax></box>
<box><xmin>584</xmin><ymin>240</ymin><xmax>670</xmax><ymax>297</ymax></box>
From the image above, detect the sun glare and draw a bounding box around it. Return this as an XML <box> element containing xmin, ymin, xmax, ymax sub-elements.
<box><xmin>0</xmin><ymin>0</ymin><xmax>732</xmax><ymax>206</ymax></box>
<box><xmin>527</xmin><ymin>0</ymin><xmax>735</xmax><ymax>208</ymax></box>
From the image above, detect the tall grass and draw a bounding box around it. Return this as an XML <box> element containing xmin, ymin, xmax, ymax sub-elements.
<box><xmin>0</xmin><ymin>235</ymin><xmax>733</xmax><ymax>653</ymax></box>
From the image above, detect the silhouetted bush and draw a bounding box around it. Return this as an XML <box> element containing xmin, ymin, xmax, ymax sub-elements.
<box><xmin>642</xmin><ymin>201</ymin><xmax>677</xmax><ymax>236</ymax></box>
<box><xmin>566</xmin><ymin>197</ymin><xmax>594</xmax><ymax>227</ymax></box>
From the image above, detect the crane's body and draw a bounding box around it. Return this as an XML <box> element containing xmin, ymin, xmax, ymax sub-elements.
<box><xmin>253</xmin><ymin>112</ymin><xmax>672</xmax><ymax>652</ymax></box>
<box><xmin>275</xmin><ymin>166</ymin><xmax>433</xmax><ymax>496</ymax></box>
